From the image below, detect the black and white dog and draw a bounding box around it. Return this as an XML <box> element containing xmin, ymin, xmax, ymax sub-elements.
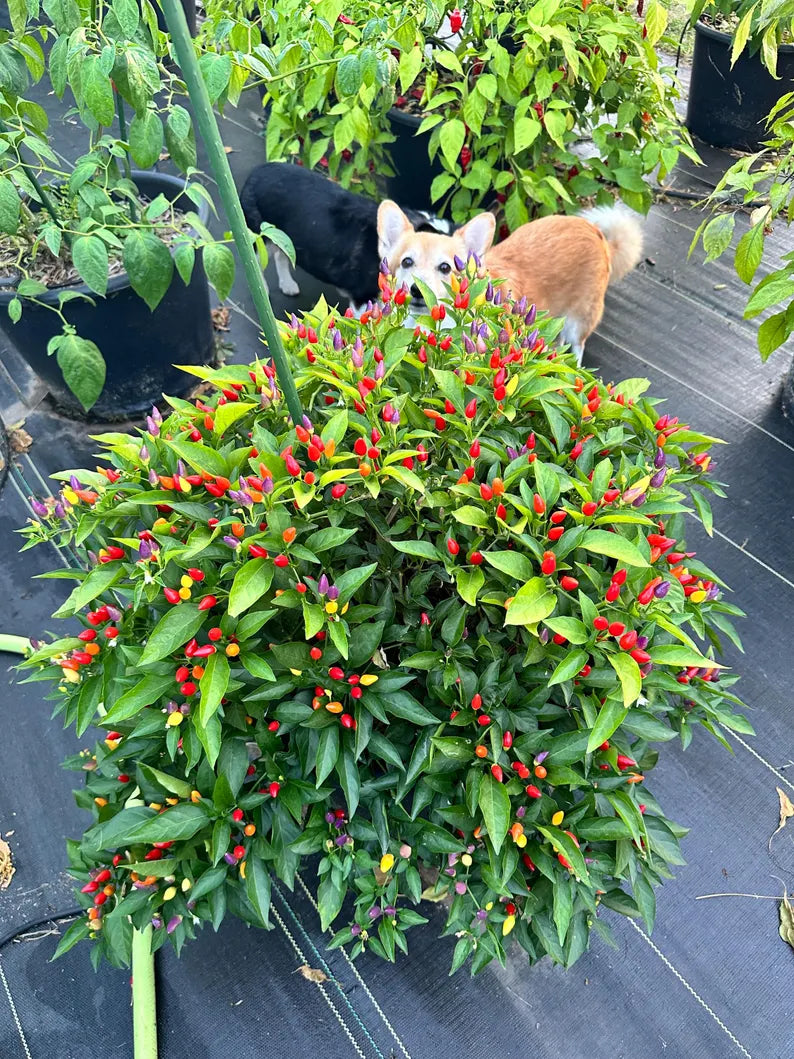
<box><xmin>240</xmin><ymin>163</ymin><xmax>454</xmax><ymax>311</ymax></box>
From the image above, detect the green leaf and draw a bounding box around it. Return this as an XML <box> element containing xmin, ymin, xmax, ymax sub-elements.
<box><xmin>55</xmin><ymin>563</ymin><xmax>122</xmax><ymax>616</ymax></box>
<box><xmin>83</xmin><ymin>56</ymin><xmax>115</xmax><ymax>125</ymax></box>
<box><xmin>730</xmin><ymin>5</ymin><xmax>753</xmax><ymax>64</ymax></box>
<box><xmin>328</xmin><ymin>619</ymin><xmax>348</xmax><ymax>659</ymax></box>
<box><xmin>513</xmin><ymin>115</ymin><xmax>541</xmax><ymax>153</ymax></box>
<box><xmin>213</xmin><ymin>400</ymin><xmax>256</xmax><ymax>436</ymax></box>
<box><xmin>649</xmin><ymin>644</ymin><xmax>725</xmax><ymax>669</ymax></box>
<box><xmin>317</xmin><ymin>871</ymin><xmax>345</xmax><ymax>930</ymax></box>
<box><xmin>316</xmin><ymin>723</ymin><xmax>340</xmax><ymax>785</ymax></box>
<box><xmin>194</xmin><ymin>712</ymin><xmax>221</xmax><ymax>768</ymax></box>
<box><xmin>644</xmin><ymin>0</ymin><xmax>668</xmax><ymax>46</ymax></box>
<box><xmin>376</xmin><ymin>691</ymin><xmax>437</xmax><ymax>726</ymax></box>
<box><xmin>390</xmin><ymin>539</ymin><xmax>442</xmax><ymax>561</ymax></box>
<box><xmin>199</xmin><ymin>52</ymin><xmax>231</xmax><ymax>103</ymax></box>
<box><xmin>113</xmin><ymin>0</ymin><xmax>140</xmax><ymax>37</ymax></box>
<box><xmin>123</xmin><ymin>231</ymin><xmax>174</xmax><ymax>311</ymax></box>
<box><xmin>198</xmin><ymin>652</ymin><xmax>230</xmax><ymax>726</ymax></box>
<box><xmin>536</xmin><ymin>825</ymin><xmax>590</xmax><ymax>883</ymax></box>
<box><xmin>84</xmin><ymin>803</ymin><xmax>208</xmax><ymax>850</ymax></box>
<box><xmin>245</xmin><ymin>856</ymin><xmax>272</xmax><ymax>927</ymax></box>
<box><xmin>586</xmin><ymin>697</ymin><xmax>628</xmax><ymax>752</ymax></box>
<box><xmin>757</xmin><ymin>312</ymin><xmax>792</xmax><ymax>362</ymax></box>
<box><xmin>605</xmin><ymin>791</ymin><xmax>644</xmax><ymax>849</ymax></box>
<box><xmin>575</xmin><ymin>817</ymin><xmax>632</xmax><ymax>841</ymax></box>
<box><xmin>336</xmin><ymin>746</ymin><xmax>360</xmax><ymax>818</ymax></box>
<box><xmin>439</xmin><ymin>118</ymin><xmax>466</xmax><ymax>170</ymax></box>
<box><xmin>441</xmin><ymin>604</ymin><xmax>466</xmax><ymax>646</ymax></box>
<box><xmin>128</xmin><ymin>109</ymin><xmax>163</xmax><ymax>169</ymax></box>
<box><xmin>304</xmin><ymin>527</ymin><xmax>357</xmax><ymax>552</ymax></box>
<box><xmin>504</xmin><ymin>577</ymin><xmax>556</xmax><ymax>626</ymax></box>
<box><xmin>399</xmin><ymin>45</ymin><xmax>422</xmax><ymax>93</ymax></box>
<box><xmin>452</xmin><ymin>505</ymin><xmax>490</xmax><ymax>528</ymax></box>
<box><xmin>548</xmin><ymin>648</ymin><xmax>589</xmax><ymax>687</ymax></box>
<box><xmin>0</xmin><ymin>176</ymin><xmax>21</xmax><ymax>236</ymax></box>
<box><xmin>608</xmin><ymin>652</ymin><xmax>642</xmax><ymax>707</ymax></box>
<box><xmin>53</xmin><ymin>333</ymin><xmax>106</xmax><ymax>412</ymax></box>
<box><xmin>581</xmin><ymin>530</ymin><xmax>648</xmax><ymax>567</ymax></box>
<box><xmin>165</xmin><ymin>105</ymin><xmax>197</xmax><ymax>172</ymax></box>
<box><xmin>456</xmin><ymin>567</ymin><xmax>484</xmax><ymax>606</ymax></box>
<box><xmin>334</xmin><ymin>562</ymin><xmax>377</xmax><ymax>605</ymax></box>
<box><xmin>544</xmin><ymin>616</ymin><xmax>588</xmax><ymax>644</ymax></box>
<box><xmin>228</xmin><ymin>558</ymin><xmax>274</xmax><ymax>617</ymax></box>
<box><xmin>701</xmin><ymin>214</ymin><xmax>735</xmax><ymax>264</ymax></box>
<box><xmin>103</xmin><ymin>672</ymin><xmax>174</xmax><ymax>724</ymax></box>
<box><xmin>72</xmin><ymin>235</ymin><xmax>109</xmax><ymax>296</ymax></box>
<box><xmin>745</xmin><ymin>275</ymin><xmax>794</xmax><ymax>317</ymax></box>
<box><xmin>137</xmin><ymin>764</ymin><xmax>192</xmax><ymax>799</ymax></box>
<box><xmin>51</xmin><ymin>918</ymin><xmax>90</xmax><ymax>961</ymax></box>
<box><xmin>483</xmin><ymin>551</ymin><xmax>533</xmax><ymax>581</ymax></box>
<box><xmin>553</xmin><ymin>875</ymin><xmax>573</xmax><ymax>946</ymax></box>
<box><xmin>173</xmin><ymin>241</ymin><xmax>195</xmax><ymax>286</ymax></box>
<box><xmin>7</xmin><ymin>297</ymin><xmax>21</xmax><ymax>323</ymax></box>
<box><xmin>478</xmin><ymin>773</ymin><xmax>510</xmax><ymax>854</ymax></box>
<box><xmin>203</xmin><ymin>243</ymin><xmax>236</xmax><ymax>301</ymax></box>
<box><xmin>75</xmin><ymin>674</ymin><xmax>104</xmax><ymax>737</ymax></box>
<box><xmin>139</xmin><ymin>604</ymin><xmax>204</xmax><ymax>666</ymax></box>
<box><xmin>734</xmin><ymin>223</ymin><xmax>765</xmax><ymax>284</ymax></box>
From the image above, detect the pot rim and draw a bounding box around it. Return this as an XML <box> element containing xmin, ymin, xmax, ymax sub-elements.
<box><xmin>0</xmin><ymin>169</ymin><xmax>210</xmax><ymax>305</ymax></box>
<box><xmin>694</xmin><ymin>17</ymin><xmax>794</xmax><ymax>54</ymax></box>
<box><xmin>387</xmin><ymin>105</ymin><xmax>427</xmax><ymax>128</ymax></box>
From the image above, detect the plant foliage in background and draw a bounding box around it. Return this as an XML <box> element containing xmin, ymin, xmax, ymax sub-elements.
<box><xmin>0</xmin><ymin>0</ymin><xmax>241</xmax><ymax>410</ymax></box>
<box><xmin>686</xmin><ymin>0</ymin><xmax>794</xmax><ymax>75</ymax></box>
<box><xmin>201</xmin><ymin>0</ymin><xmax>694</xmax><ymax>223</ymax></box>
<box><xmin>693</xmin><ymin>91</ymin><xmax>794</xmax><ymax>361</ymax></box>
<box><xmin>21</xmin><ymin>263</ymin><xmax>749</xmax><ymax>973</ymax></box>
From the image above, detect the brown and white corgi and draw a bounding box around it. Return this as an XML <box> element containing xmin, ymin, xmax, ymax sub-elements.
<box><xmin>377</xmin><ymin>200</ymin><xmax>643</xmax><ymax>363</ymax></box>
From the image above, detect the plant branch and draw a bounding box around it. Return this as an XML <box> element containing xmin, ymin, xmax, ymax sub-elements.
<box><xmin>161</xmin><ymin>0</ymin><xmax>303</xmax><ymax>426</ymax></box>
<box><xmin>0</xmin><ymin>119</ymin><xmax>69</xmax><ymax>243</ymax></box>
<box><xmin>131</xmin><ymin>926</ymin><xmax>158</xmax><ymax>1059</ymax></box>
<box><xmin>114</xmin><ymin>92</ymin><xmax>139</xmax><ymax>223</ymax></box>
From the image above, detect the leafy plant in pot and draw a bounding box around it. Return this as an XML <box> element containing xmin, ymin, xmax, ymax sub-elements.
<box><xmin>692</xmin><ymin>91</ymin><xmax>794</xmax><ymax>413</ymax></box>
<box><xmin>20</xmin><ymin>258</ymin><xmax>749</xmax><ymax>973</ymax></box>
<box><xmin>684</xmin><ymin>0</ymin><xmax>794</xmax><ymax>149</ymax></box>
<box><xmin>249</xmin><ymin>0</ymin><xmax>693</xmax><ymax>224</ymax></box>
<box><xmin>0</xmin><ymin>0</ymin><xmax>241</xmax><ymax>418</ymax></box>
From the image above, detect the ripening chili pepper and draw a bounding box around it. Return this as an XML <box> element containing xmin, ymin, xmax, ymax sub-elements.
<box><xmin>176</xmin><ymin>665</ymin><xmax>190</xmax><ymax>682</ymax></box>
<box><xmin>480</xmin><ymin>483</ymin><xmax>493</xmax><ymax>501</ymax></box>
<box><xmin>477</xmin><ymin>714</ymin><xmax>491</xmax><ymax>726</ymax></box>
<box><xmin>605</xmin><ymin>583</ymin><xmax>620</xmax><ymax>603</ymax></box>
<box><xmin>192</xmin><ymin>644</ymin><xmax>216</xmax><ymax>658</ymax></box>
<box><xmin>340</xmin><ymin>714</ymin><xmax>356</xmax><ymax>729</ymax></box>
<box><xmin>471</xmin><ymin>693</ymin><xmax>482</xmax><ymax>710</ymax></box>
<box><xmin>619</xmin><ymin>630</ymin><xmax>638</xmax><ymax>650</ymax></box>
<box><xmin>268</xmin><ymin>782</ymin><xmax>280</xmax><ymax>798</ymax></box>
<box><xmin>496</xmin><ymin>502</ymin><xmax>507</xmax><ymax>520</ymax></box>
<box><xmin>331</xmin><ymin>483</ymin><xmax>348</xmax><ymax>499</ymax></box>
<box><xmin>541</xmin><ymin>552</ymin><xmax>556</xmax><ymax>575</ymax></box>
<box><xmin>470</xmin><ymin>440</ymin><xmax>480</xmax><ymax>458</ymax></box>
<box><xmin>465</xmin><ymin>398</ymin><xmax>477</xmax><ymax>419</ymax></box>
<box><xmin>248</xmin><ymin>544</ymin><xmax>268</xmax><ymax>558</ymax></box>
<box><xmin>273</xmin><ymin>554</ymin><xmax>289</xmax><ymax>568</ymax></box>
<box><xmin>533</xmin><ymin>493</ymin><xmax>546</xmax><ymax>514</ymax></box>
<box><xmin>630</xmin><ymin>648</ymin><xmax>651</xmax><ymax>664</ymax></box>
<box><xmin>548</xmin><ymin>526</ymin><xmax>564</xmax><ymax>542</ymax></box>
<box><xmin>582</xmin><ymin>501</ymin><xmax>598</xmax><ymax>516</ymax></box>
<box><xmin>470</xmin><ymin>551</ymin><xmax>484</xmax><ymax>565</ymax></box>
<box><xmin>475</xmin><ymin>745</ymin><xmax>488</xmax><ymax>758</ymax></box>
<box><xmin>164</xmin><ymin>587</ymin><xmax>181</xmax><ymax>604</ymax></box>
<box><xmin>525</xmin><ymin>785</ymin><xmax>542</xmax><ymax>799</ymax></box>
<box><xmin>534</xmin><ymin>764</ymin><xmax>547</xmax><ymax>779</ymax></box>
<box><xmin>570</xmin><ymin>441</ymin><xmax>583</xmax><ymax>459</ymax></box>
<box><xmin>197</xmin><ymin>595</ymin><xmax>217</xmax><ymax>611</ymax></box>
<box><xmin>503</xmin><ymin>731</ymin><xmax>513</xmax><ymax>749</ymax></box>
<box><xmin>616</xmin><ymin>754</ymin><xmax>636</xmax><ymax>770</ymax></box>
<box><xmin>550</xmin><ymin>511</ymin><xmax>567</xmax><ymax>525</ymax></box>
<box><xmin>491</xmin><ymin>764</ymin><xmax>503</xmax><ymax>782</ymax></box>
<box><xmin>560</xmin><ymin>575</ymin><xmax>579</xmax><ymax>591</ymax></box>
<box><xmin>447</xmin><ymin>538</ymin><xmax>460</xmax><ymax>556</ymax></box>
<box><xmin>78</xmin><ymin>629</ymin><xmax>97</xmax><ymax>641</ymax></box>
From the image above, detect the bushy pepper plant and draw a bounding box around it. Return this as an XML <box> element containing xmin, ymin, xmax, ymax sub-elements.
<box><xmin>21</xmin><ymin>260</ymin><xmax>749</xmax><ymax>973</ymax></box>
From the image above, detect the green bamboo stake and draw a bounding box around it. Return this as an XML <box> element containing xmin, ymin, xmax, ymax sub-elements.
<box><xmin>114</xmin><ymin>92</ymin><xmax>140</xmax><ymax>223</ymax></box>
<box><xmin>0</xmin><ymin>119</ymin><xmax>69</xmax><ymax>241</ymax></box>
<box><xmin>131</xmin><ymin>926</ymin><xmax>158</xmax><ymax>1059</ymax></box>
<box><xmin>159</xmin><ymin>0</ymin><xmax>303</xmax><ymax>426</ymax></box>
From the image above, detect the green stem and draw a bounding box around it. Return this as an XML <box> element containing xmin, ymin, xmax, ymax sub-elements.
<box><xmin>160</xmin><ymin>0</ymin><xmax>303</xmax><ymax>426</ymax></box>
<box><xmin>0</xmin><ymin>634</ymin><xmax>31</xmax><ymax>655</ymax></box>
<box><xmin>114</xmin><ymin>93</ymin><xmax>139</xmax><ymax>223</ymax></box>
<box><xmin>132</xmin><ymin>926</ymin><xmax>158</xmax><ymax>1059</ymax></box>
<box><xmin>0</xmin><ymin>119</ymin><xmax>69</xmax><ymax>242</ymax></box>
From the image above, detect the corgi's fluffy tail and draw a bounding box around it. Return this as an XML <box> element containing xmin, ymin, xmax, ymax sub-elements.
<box><xmin>580</xmin><ymin>204</ymin><xmax>643</xmax><ymax>284</ymax></box>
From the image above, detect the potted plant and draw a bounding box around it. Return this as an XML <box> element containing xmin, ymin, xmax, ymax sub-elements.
<box><xmin>692</xmin><ymin>91</ymin><xmax>794</xmax><ymax>415</ymax></box>
<box><xmin>684</xmin><ymin>0</ymin><xmax>794</xmax><ymax>149</ymax></box>
<box><xmin>0</xmin><ymin>1</ymin><xmax>240</xmax><ymax>417</ymax></box>
<box><xmin>20</xmin><ymin>254</ymin><xmax>750</xmax><ymax>976</ymax></box>
<box><xmin>244</xmin><ymin>0</ymin><xmax>692</xmax><ymax>223</ymax></box>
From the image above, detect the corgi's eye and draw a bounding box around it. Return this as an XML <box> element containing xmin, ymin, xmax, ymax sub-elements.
<box><xmin>401</xmin><ymin>256</ymin><xmax>414</xmax><ymax>268</ymax></box>
<box><xmin>438</xmin><ymin>262</ymin><xmax>451</xmax><ymax>275</ymax></box>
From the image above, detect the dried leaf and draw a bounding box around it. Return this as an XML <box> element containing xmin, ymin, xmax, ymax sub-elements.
<box><xmin>295</xmin><ymin>964</ymin><xmax>328</xmax><ymax>983</ymax></box>
<box><xmin>8</xmin><ymin>426</ymin><xmax>32</xmax><ymax>454</ymax></box>
<box><xmin>0</xmin><ymin>838</ymin><xmax>15</xmax><ymax>890</ymax></box>
<box><xmin>779</xmin><ymin>892</ymin><xmax>794</xmax><ymax>950</ymax></box>
<box><xmin>224</xmin><ymin>146</ymin><xmax>234</xmax><ymax>154</ymax></box>
<box><xmin>769</xmin><ymin>787</ymin><xmax>794</xmax><ymax>847</ymax></box>
<box><xmin>211</xmin><ymin>307</ymin><xmax>231</xmax><ymax>332</ymax></box>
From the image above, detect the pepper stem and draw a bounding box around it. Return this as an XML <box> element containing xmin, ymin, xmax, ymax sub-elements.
<box><xmin>159</xmin><ymin>0</ymin><xmax>303</xmax><ymax>426</ymax></box>
<box><xmin>132</xmin><ymin>926</ymin><xmax>158</xmax><ymax>1059</ymax></box>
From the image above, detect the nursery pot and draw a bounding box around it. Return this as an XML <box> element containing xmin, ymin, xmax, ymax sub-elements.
<box><xmin>385</xmin><ymin>108</ymin><xmax>446</xmax><ymax>211</ymax></box>
<box><xmin>685</xmin><ymin>21</ymin><xmax>794</xmax><ymax>150</ymax></box>
<box><xmin>0</xmin><ymin>171</ymin><xmax>214</xmax><ymax>421</ymax></box>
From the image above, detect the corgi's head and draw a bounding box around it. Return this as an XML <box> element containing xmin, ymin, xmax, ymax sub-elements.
<box><xmin>377</xmin><ymin>201</ymin><xmax>496</xmax><ymax>311</ymax></box>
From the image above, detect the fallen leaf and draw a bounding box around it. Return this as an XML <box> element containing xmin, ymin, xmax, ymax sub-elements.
<box><xmin>713</xmin><ymin>283</ymin><xmax>727</xmax><ymax>291</ymax></box>
<box><xmin>8</xmin><ymin>426</ymin><xmax>32</xmax><ymax>454</ymax></box>
<box><xmin>224</xmin><ymin>145</ymin><xmax>235</xmax><ymax>154</ymax></box>
<box><xmin>211</xmin><ymin>306</ymin><xmax>231</xmax><ymax>332</ymax></box>
<box><xmin>159</xmin><ymin>151</ymin><xmax>170</xmax><ymax>162</ymax></box>
<box><xmin>296</xmin><ymin>964</ymin><xmax>328</xmax><ymax>983</ymax></box>
<box><xmin>769</xmin><ymin>787</ymin><xmax>794</xmax><ymax>847</ymax></box>
<box><xmin>0</xmin><ymin>838</ymin><xmax>15</xmax><ymax>890</ymax></box>
<box><xmin>779</xmin><ymin>892</ymin><xmax>794</xmax><ymax>950</ymax></box>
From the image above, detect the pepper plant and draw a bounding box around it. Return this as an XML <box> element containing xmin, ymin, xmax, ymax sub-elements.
<box><xmin>0</xmin><ymin>0</ymin><xmax>241</xmax><ymax>410</ymax></box>
<box><xmin>218</xmin><ymin>0</ymin><xmax>695</xmax><ymax>224</ymax></box>
<box><xmin>21</xmin><ymin>261</ymin><xmax>749</xmax><ymax>972</ymax></box>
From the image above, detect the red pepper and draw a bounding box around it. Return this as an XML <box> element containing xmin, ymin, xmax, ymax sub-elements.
<box><xmin>593</xmin><ymin>616</ymin><xmax>609</xmax><ymax>631</ymax></box>
<box><xmin>491</xmin><ymin>764</ymin><xmax>503</xmax><ymax>782</ymax></box>
<box><xmin>541</xmin><ymin>551</ymin><xmax>556</xmax><ymax>575</ymax></box>
<box><xmin>464</xmin><ymin>398</ymin><xmax>477</xmax><ymax>419</ymax></box>
<box><xmin>581</xmin><ymin>501</ymin><xmax>597</xmax><ymax>516</ymax></box>
<box><xmin>197</xmin><ymin>595</ymin><xmax>217</xmax><ymax>611</ymax></box>
<box><xmin>525</xmin><ymin>785</ymin><xmax>542</xmax><ymax>799</ymax></box>
<box><xmin>560</xmin><ymin>575</ymin><xmax>579</xmax><ymax>591</ymax></box>
<box><xmin>164</xmin><ymin>587</ymin><xmax>181</xmax><ymax>604</ymax></box>
<box><xmin>447</xmin><ymin>538</ymin><xmax>460</xmax><ymax>556</ymax></box>
<box><xmin>192</xmin><ymin>644</ymin><xmax>217</xmax><ymax>658</ymax></box>
<box><xmin>248</xmin><ymin>544</ymin><xmax>268</xmax><ymax>558</ymax></box>
<box><xmin>533</xmin><ymin>494</ymin><xmax>546</xmax><ymax>514</ymax></box>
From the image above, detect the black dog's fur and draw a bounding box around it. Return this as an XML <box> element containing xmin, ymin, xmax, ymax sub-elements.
<box><xmin>240</xmin><ymin>162</ymin><xmax>452</xmax><ymax>307</ymax></box>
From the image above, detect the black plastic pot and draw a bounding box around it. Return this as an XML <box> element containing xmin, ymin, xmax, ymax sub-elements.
<box><xmin>782</xmin><ymin>355</ymin><xmax>794</xmax><ymax>421</ymax></box>
<box><xmin>154</xmin><ymin>0</ymin><xmax>196</xmax><ymax>36</ymax></box>
<box><xmin>384</xmin><ymin>107</ymin><xmax>446</xmax><ymax>211</ymax></box>
<box><xmin>0</xmin><ymin>171</ymin><xmax>214</xmax><ymax>421</ymax></box>
<box><xmin>685</xmin><ymin>20</ymin><xmax>794</xmax><ymax>150</ymax></box>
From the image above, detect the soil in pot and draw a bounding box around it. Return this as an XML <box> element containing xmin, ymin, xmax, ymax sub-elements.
<box><xmin>0</xmin><ymin>171</ymin><xmax>216</xmax><ymax>421</ymax></box>
<box><xmin>685</xmin><ymin>20</ymin><xmax>794</xmax><ymax>150</ymax></box>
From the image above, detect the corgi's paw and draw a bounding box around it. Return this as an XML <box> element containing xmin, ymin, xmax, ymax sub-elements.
<box><xmin>278</xmin><ymin>276</ymin><xmax>300</xmax><ymax>297</ymax></box>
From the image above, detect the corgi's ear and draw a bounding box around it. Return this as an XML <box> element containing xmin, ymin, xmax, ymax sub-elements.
<box><xmin>457</xmin><ymin>212</ymin><xmax>496</xmax><ymax>257</ymax></box>
<box><xmin>378</xmin><ymin>201</ymin><xmax>414</xmax><ymax>259</ymax></box>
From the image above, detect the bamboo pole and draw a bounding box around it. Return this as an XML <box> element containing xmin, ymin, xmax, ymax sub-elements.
<box><xmin>159</xmin><ymin>0</ymin><xmax>303</xmax><ymax>425</ymax></box>
<box><xmin>131</xmin><ymin>925</ymin><xmax>158</xmax><ymax>1059</ymax></box>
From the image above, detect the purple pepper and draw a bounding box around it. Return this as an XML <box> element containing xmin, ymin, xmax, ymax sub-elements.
<box><xmin>463</xmin><ymin>335</ymin><xmax>476</xmax><ymax>354</ymax></box>
<box><xmin>368</xmin><ymin>906</ymin><xmax>381</xmax><ymax>920</ymax></box>
<box><xmin>30</xmin><ymin>498</ymin><xmax>48</xmax><ymax>517</ymax></box>
<box><xmin>380</xmin><ymin>257</ymin><xmax>389</xmax><ymax>275</ymax></box>
<box><xmin>485</xmin><ymin>281</ymin><xmax>494</xmax><ymax>301</ymax></box>
<box><xmin>650</xmin><ymin>468</ymin><xmax>666</xmax><ymax>488</ymax></box>
<box><xmin>654</xmin><ymin>448</ymin><xmax>666</xmax><ymax>469</ymax></box>
<box><xmin>455</xmin><ymin>882</ymin><xmax>467</xmax><ymax>895</ymax></box>
<box><xmin>318</xmin><ymin>574</ymin><xmax>329</xmax><ymax>596</ymax></box>
<box><xmin>327</xmin><ymin>585</ymin><xmax>340</xmax><ymax>601</ymax></box>
<box><xmin>454</xmin><ymin>255</ymin><xmax>465</xmax><ymax>271</ymax></box>
<box><xmin>654</xmin><ymin>581</ymin><xmax>670</xmax><ymax>599</ymax></box>
<box><xmin>526</xmin><ymin>304</ymin><xmax>537</xmax><ymax>325</ymax></box>
<box><xmin>333</xmin><ymin>329</ymin><xmax>344</xmax><ymax>351</ymax></box>
<box><xmin>351</xmin><ymin>923</ymin><xmax>362</xmax><ymax>936</ymax></box>
<box><xmin>166</xmin><ymin>915</ymin><xmax>182</xmax><ymax>935</ymax></box>
<box><xmin>223</xmin><ymin>535</ymin><xmax>240</xmax><ymax>549</ymax></box>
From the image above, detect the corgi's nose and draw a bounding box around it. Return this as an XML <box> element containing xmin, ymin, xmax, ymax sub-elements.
<box><xmin>410</xmin><ymin>284</ymin><xmax>422</xmax><ymax>300</ymax></box>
